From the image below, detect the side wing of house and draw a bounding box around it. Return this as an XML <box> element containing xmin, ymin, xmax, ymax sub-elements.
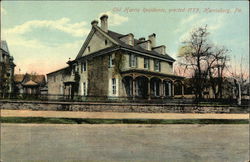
<box><xmin>47</xmin><ymin>68</ymin><xmax>68</xmax><ymax>95</ymax></box>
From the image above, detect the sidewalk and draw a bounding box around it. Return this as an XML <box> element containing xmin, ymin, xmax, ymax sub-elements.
<box><xmin>1</xmin><ymin>110</ymin><xmax>249</xmax><ymax>119</ymax></box>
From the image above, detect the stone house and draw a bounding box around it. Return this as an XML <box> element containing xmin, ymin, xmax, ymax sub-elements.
<box><xmin>0</xmin><ymin>40</ymin><xmax>15</xmax><ymax>95</ymax></box>
<box><xmin>14</xmin><ymin>73</ymin><xmax>46</xmax><ymax>95</ymax></box>
<box><xmin>47</xmin><ymin>15</ymin><xmax>184</xmax><ymax>100</ymax></box>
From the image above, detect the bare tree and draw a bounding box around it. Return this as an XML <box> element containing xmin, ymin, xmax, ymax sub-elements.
<box><xmin>227</xmin><ymin>55</ymin><xmax>249</xmax><ymax>105</ymax></box>
<box><xmin>178</xmin><ymin>25</ymin><xmax>211</xmax><ymax>99</ymax></box>
<box><xmin>178</xmin><ymin>25</ymin><xmax>230</xmax><ymax>100</ymax></box>
<box><xmin>207</xmin><ymin>47</ymin><xmax>230</xmax><ymax>99</ymax></box>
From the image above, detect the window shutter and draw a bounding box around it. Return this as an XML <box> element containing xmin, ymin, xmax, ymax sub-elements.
<box><xmin>159</xmin><ymin>61</ymin><xmax>161</xmax><ymax>72</ymax></box>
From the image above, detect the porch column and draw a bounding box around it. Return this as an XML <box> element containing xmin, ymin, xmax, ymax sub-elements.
<box><xmin>69</xmin><ymin>84</ymin><xmax>72</xmax><ymax>99</ymax></box>
<box><xmin>168</xmin><ymin>82</ymin><xmax>171</xmax><ymax>97</ymax></box>
<box><xmin>132</xmin><ymin>79</ymin><xmax>136</xmax><ymax>100</ymax></box>
<box><xmin>160</xmin><ymin>79</ymin><xmax>164</xmax><ymax>99</ymax></box>
<box><xmin>148</xmin><ymin>78</ymin><xmax>151</xmax><ymax>100</ymax></box>
<box><xmin>181</xmin><ymin>83</ymin><xmax>184</xmax><ymax>97</ymax></box>
<box><xmin>172</xmin><ymin>82</ymin><xmax>175</xmax><ymax>97</ymax></box>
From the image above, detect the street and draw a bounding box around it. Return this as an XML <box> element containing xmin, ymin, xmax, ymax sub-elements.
<box><xmin>1</xmin><ymin>124</ymin><xmax>249</xmax><ymax>162</ymax></box>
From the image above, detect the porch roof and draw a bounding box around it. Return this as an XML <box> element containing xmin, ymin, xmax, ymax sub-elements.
<box><xmin>120</xmin><ymin>69</ymin><xmax>185</xmax><ymax>81</ymax></box>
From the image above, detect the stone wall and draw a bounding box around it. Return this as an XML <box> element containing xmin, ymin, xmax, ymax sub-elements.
<box><xmin>1</xmin><ymin>100</ymin><xmax>248</xmax><ymax>113</ymax></box>
<box><xmin>87</xmin><ymin>55</ymin><xmax>109</xmax><ymax>96</ymax></box>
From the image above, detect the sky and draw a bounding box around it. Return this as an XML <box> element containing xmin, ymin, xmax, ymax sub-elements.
<box><xmin>1</xmin><ymin>1</ymin><xmax>249</xmax><ymax>75</ymax></box>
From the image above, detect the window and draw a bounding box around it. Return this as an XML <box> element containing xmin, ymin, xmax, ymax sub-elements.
<box><xmin>108</xmin><ymin>55</ymin><xmax>114</xmax><ymax>68</ymax></box>
<box><xmin>129</xmin><ymin>54</ymin><xmax>137</xmax><ymax>67</ymax></box>
<box><xmin>75</xmin><ymin>65</ymin><xmax>78</xmax><ymax>73</ymax></box>
<box><xmin>60</xmin><ymin>85</ymin><xmax>63</xmax><ymax>94</ymax></box>
<box><xmin>105</xmin><ymin>40</ymin><xmax>108</xmax><ymax>45</ymax></box>
<box><xmin>144</xmin><ymin>58</ymin><xmax>150</xmax><ymax>69</ymax></box>
<box><xmin>154</xmin><ymin>60</ymin><xmax>161</xmax><ymax>72</ymax></box>
<box><xmin>82</xmin><ymin>61</ymin><xmax>87</xmax><ymax>72</ymax></box>
<box><xmin>153</xmin><ymin>81</ymin><xmax>160</xmax><ymax>96</ymax></box>
<box><xmin>112</xmin><ymin>78</ymin><xmax>116</xmax><ymax>95</ymax></box>
<box><xmin>88</xmin><ymin>46</ymin><xmax>91</xmax><ymax>52</ymax></box>
<box><xmin>53</xmin><ymin>76</ymin><xmax>56</xmax><ymax>82</ymax></box>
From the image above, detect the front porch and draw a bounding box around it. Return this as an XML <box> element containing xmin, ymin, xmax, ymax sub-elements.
<box><xmin>121</xmin><ymin>69</ymin><xmax>184</xmax><ymax>100</ymax></box>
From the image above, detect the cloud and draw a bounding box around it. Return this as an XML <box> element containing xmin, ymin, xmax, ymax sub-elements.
<box><xmin>8</xmin><ymin>36</ymin><xmax>83</xmax><ymax>74</ymax></box>
<box><xmin>98</xmin><ymin>11</ymin><xmax>128</xmax><ymax>26</ymax></box>
<box><xmin>1</xmin><ymin>17</ymin><xmax>88</xmax><ymax>74</ymax></box>
<box><xmin>174</xmin><ymin>14</ymin><xmax>198</xmax><ymax>33</ymax></box>
<box><xmin>176</xmin><ymin>14</ymin><xmax>226</xmax><ymax>42</ymax></box>
<box><xmin>1</xmin><ymin>6</ymin><xmax>7</xmax><ymax>15</ymax></box>
<box><xmin>4</xmin><ymin>18</ymin><xmax>89</xmax><ymax>37</ymax></box>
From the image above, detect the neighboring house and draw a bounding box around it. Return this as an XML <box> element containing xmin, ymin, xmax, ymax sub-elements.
<box><xmin>182</xmin><ymin>77</ymin><xmax>250</xmax><ymax>99</ymax></box>
<box><xmin>14</xmin><ymin>73</ymin><xmax>46</xmax><ymax>95</ymax></box>
<box><xmin>0</xmin><ymin>40</ymin><xmax>15</xmax><ymax>95</ymax></box>
<box><xmin>47</xmin><ymin>15</ymin><xmax>184</xmax><ymax>100</ymax></box>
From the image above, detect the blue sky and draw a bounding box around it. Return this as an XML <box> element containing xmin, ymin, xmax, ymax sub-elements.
<box><xmin>1</xmin><ymin>1</ymin><xmax>249</xmax><ymax>75</ymax></box>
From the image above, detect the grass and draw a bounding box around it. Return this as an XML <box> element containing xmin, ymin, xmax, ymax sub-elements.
<box><xmin>0</xmin><ymin>117</ymin><xmax>249</xmax><ymax>124</ymax></box>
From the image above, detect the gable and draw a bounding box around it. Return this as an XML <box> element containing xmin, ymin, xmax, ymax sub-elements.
<box><xmin>82</xmin><ymin>30</ymin><xmax>114</xmax><ymax>56</ymax></box>
<box><xmin>76</xmin><ymin>28</ymin><xmax>115</xmax><ymax>59</ymax></box>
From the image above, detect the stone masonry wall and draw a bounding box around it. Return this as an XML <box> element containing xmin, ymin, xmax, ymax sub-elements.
<box><xmin>87</xmin><ymin>55</ymin><xmax>109</xmax><ymax>96</ymax></box>
<box><xmin>1</xmin><ymin>100</ymin><xmax>248</xmax><ymax>113</ymax></box>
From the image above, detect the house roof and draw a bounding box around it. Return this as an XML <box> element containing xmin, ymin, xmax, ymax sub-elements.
<box><xmin>32</xmin><ymin>75</ymin><xmax>46</xmax><ymax>84</ymax></box>
<box><xmin>1</xmin><ymin>40</ymin><xmax>10</xmax><ymax>54</ymax></box>
<box><xmin>14</xmin><ymin>74</ymin><xmax>46</xmax><ymax>85</ymax></box>
<box><xmin>46</xmin><ymin>66</ymin><xmax>69</xmax><ymax>75</ymax></box>
<box><xmin>75</xmin><ymin>25</ymin><xmax>175</xmax><ymax>62</ymax></box>
<box><xmin>14</xmin><ymin>74</ymin><xmax>25</xmax><ymax>83</ymax></box>
<box><xmin>23</xmin><ymin>80</ymin><xmax>38</xmax><ymax>86</ymax></box>
<box><xmin>106</xmin><ymin>29</ymin><xmax>175</xmax><ymax>62</ymax></box>
<box><xmin>121</xmin><ymin>69</ymin><xmax>184</xmax><ymax>80</ymax></box>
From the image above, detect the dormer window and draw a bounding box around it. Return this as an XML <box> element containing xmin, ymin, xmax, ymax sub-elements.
<box><xmin>88</xmin><ymin>46</ymin><xmax>91</xmax><ymax>52</ymax></box>
<box><xmin>105</xmin><ymin>40</ymin><xmax>108</xmax><ymax>46</ymax></box>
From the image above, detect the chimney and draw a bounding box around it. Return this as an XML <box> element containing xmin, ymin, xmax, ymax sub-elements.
<box><xmin>91</xmin><ymin>20</ymin><xmax>98</xmax><ymax>26</ymax></box>
<box><xmin>100</xmin><ymin>14</ymin><xmax>108</xmax><ymax>32</ymax></box>
<box><xmin>148</xmin><ymin>33</ymin><xmax>156</xmax><ymax>48</ymax></box>
<box><xmin>152</xmin><ymin>45</ymin><xmax>166</xmax><ymax>54</ymax></box>
<box><xmin>119</xmin><ymin>33</ymin><xmax>134</xmax><ymax>46</ymax></box>
<box><xmin>138</xmin><ymin>40</ymin><xmax>151</xmax><ymax>51</ymax></box>
<box><xmin>139</xmin><ymin>37</ymin><xmax>145</xmax><ymax>42</ymax></box>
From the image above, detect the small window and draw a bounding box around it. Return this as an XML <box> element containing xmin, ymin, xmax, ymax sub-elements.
<box><xmin>53</xmin><ymin>76</ymin><xmax>56</xmax><ymax>82</ymax></box>
<box><xmin>105</xmin><ymin>40</ymin><xmax>108</xmax><ymax>45</ymax></box>
<box><xmin>108</xmin><ymin>55</ymin><xmax>114</xmax><ymax>68</ymax></box>
<box><xmin>144</xmin><ymin>58</ymin><xmax>149</xmax><ymax>69</ymax></box>
<box><xmin>129</xmin><ymin>54</ymin><xmax>137</xmax><ymax>67</ymax></box>
<box><xmin>88</xmin><ymin>46</ymin><xmax>91</xmax><ymax>52</ymax></box>
<box><xmin>154</xmin><ymin>60</ymin><xmax>161</xmax><ymax>72</ymax></box>
<box><xmin>112</xmin><ymin>78</ymin><xmax>116</xmax><ymax>95</ymax></box>
<box><xmin>82</xmin><ymin>61</ymin><xmax>87</xmax><ymax>72</ymax></box>
<box><xmin>75</xmin><ymin>65</ymin><xmax>78</xmax><ymax>73</ymax></box>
